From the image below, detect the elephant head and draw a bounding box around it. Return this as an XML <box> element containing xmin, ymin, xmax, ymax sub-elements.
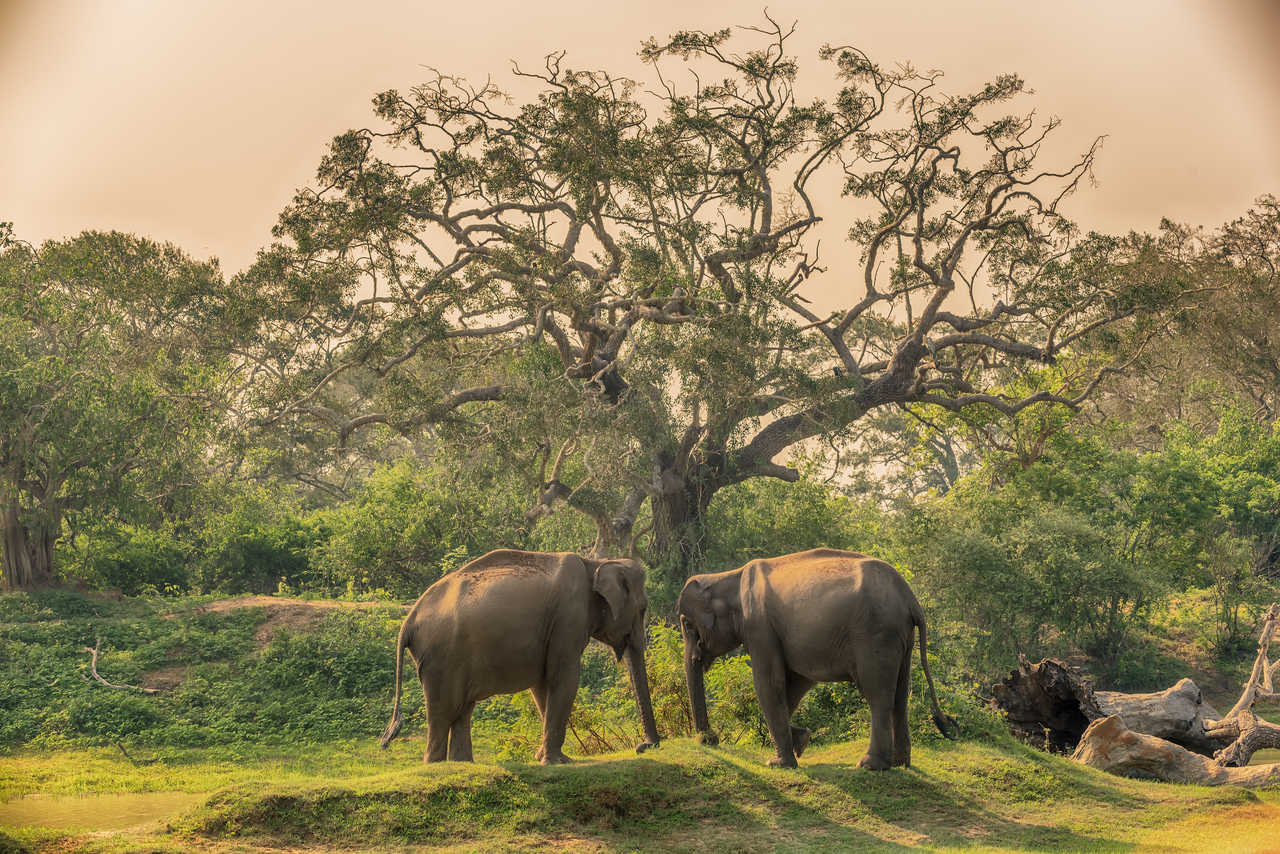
<box><xmin>589</xmin><ymin>558</ymin><xmax>661</xmax><ymax>751</ymax></box>
<box><xmin>677</xmin><ymin>572</ymin><xmax>743</xmax><ymax>745</ymax></box>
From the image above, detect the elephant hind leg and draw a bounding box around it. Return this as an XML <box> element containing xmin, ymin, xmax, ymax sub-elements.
<box><xmin>529</xmin><ymin>686</ymin><xmax>548</xmax><ymax>762</ymax></box>
<box><xmin>892</xmin><ymin>644</ymin><xmax>912</xmax><ymax>767</ymax></box>
<box><xmin>448</xmin><ymin>702</ymin><xmax>476</xmax><ymax>762</ymax></box>
<box><xmin>785</xmin><ymin>673</ymin><xmax>815</xmax><ymax>758</ymax></box>
<box><xmin>416</xmin><ymin>668</ymin><xmax>452</xmax><ymax>763</ymax></box>
<box><xmin>424</xmin><ymin>704</ymin><xmax>452</xmax><ymax>763</ymax></box>
<box><xmin>854</xmin><ymin>646</ymin><xmax>899</xmax><ymax>771</ymax></box>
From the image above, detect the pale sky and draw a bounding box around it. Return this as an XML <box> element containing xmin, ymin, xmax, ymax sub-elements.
<box><xmin>2</xmin><ymin>0</ymin><xmax>1278</xmax><ymax>274</ymax></box>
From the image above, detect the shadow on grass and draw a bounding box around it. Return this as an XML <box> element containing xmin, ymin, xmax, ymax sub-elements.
<box><xmin>699</xmin><ymin>745</ymin><xmax>1134</xmax><ymax>853</ymax></box>
<box><xmin>178</xmin><ymin>739</ymin><xmax>1180</xmax><ymax>853</ymax></box>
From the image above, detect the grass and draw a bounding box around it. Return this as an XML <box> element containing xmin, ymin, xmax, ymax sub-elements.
<box><xmin>2</xmin><ymin>736</ymin><xmax>1278</xmax><ymax>852</ymax></box>
<box><xmin>4</xmin><ymin>589</ymin><xmax>1279</xmax><ymax>852</ymax></box>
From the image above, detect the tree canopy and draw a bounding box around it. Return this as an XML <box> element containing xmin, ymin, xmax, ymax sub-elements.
<box><xmin>0</xmin><ymin>226</ymin><xmax>231</xmax><ymax>590</ymax></box>
<box><xmin>239</xmin><ymin>20</ymin><xmax>1186</xmax><ymax>587</ymax></box>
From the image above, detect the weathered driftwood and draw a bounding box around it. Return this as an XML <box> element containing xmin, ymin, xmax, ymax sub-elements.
<box><xmin>79</xmin><ymin>638</ymin><xmax>159</xmax><ymax>694</ymax></box>
<box><xmin>1204</xmin><ymin>603</ymin><xmax>1280</xmax><ymax>767</ymax></box>
<box><xmin>992</xmin><ymin>658</ymin><xmax>1227</xmax><ymax>755</ymax></box>
<box><xmin>990</xmin><ymin>656</ymin><xmax>1101</xmax><ymax>752</ymax></box>
<box><xmin>1096</xmin><ymin>678</ymin><xmax>1225</xmax><ymax>756</ymax></box>
<box><xmin>1072</xmin><ymin>715</ymin><xmax>1280</xmax><ymax>786</ymax></box>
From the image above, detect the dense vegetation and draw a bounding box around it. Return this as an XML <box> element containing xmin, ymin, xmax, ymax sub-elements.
<box><xmin>1</xmin><ymin>17</ymin><xmax>1279</xmax><ymax>851</ymax></box>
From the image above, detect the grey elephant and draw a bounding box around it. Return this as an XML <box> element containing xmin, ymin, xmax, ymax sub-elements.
<box><xmin>380</xmin><ymin>549</ymin><xmax>660</xmax><ymax>763</ymax></box>
<box><xmin>678</xmin><ymin>548</ymin><xmax>956</xmax><ymax>770</ymax></box>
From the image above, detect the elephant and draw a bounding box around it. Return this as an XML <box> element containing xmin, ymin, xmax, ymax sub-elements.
<box><xmin>677</xmin><ymin>548</ymin><xmax>956</xmax><ymax>770</ymax></box>
<box><xmin>380</xmin><ymin>549</ymin><xmax>660</xmax><ymax>764</ymax></box>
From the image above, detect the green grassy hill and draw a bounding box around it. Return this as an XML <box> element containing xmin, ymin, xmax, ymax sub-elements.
<box><xmin>3</xmin><ymin>591</ymin><xmax>1278</xmax><ymax>853</ymax></box>
<box><xmin>2</xmin><ymin>738</ymin><xmax>1278</xmax><ymax>852</ymax></box>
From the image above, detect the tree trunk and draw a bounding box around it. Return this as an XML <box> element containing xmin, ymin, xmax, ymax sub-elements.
<box><xmin>649</xmin><ymin>474</ymin><xmax>717</xmax><ymax>592</ymax></box>
<box><xmin>1072</xmin><ymin>715</ymin><xmax>1280</xmax><ymax>786</ymax></box>
<box><xmin>1</xmin><ymin>503</ymin><xmax>56</xmax><ymax>591</ymax></box>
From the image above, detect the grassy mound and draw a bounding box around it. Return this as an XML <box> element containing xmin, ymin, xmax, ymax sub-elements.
<box><xmin>176</xmin><ymin>739</ymin><xmax>1273</xmax><ymax>852</ymax></box>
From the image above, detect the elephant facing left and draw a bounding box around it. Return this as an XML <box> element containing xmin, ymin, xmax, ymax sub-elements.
<box><xmin>380</xmin><ymin>549</ymin><xmax>660</xmax><ymax>764</ymax></box>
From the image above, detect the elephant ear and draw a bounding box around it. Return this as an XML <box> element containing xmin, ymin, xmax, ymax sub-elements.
<box><xmin>683</xmin><ymin>579</ymin><xmax>715</xmax><ymax>639</ymax></box>
<box><xmin>593</xmin><ymin>561</ymin><xmax>629</xmax><ymax>623</ymax></box>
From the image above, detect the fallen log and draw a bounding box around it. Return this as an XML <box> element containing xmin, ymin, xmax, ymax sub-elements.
<box><xmin>991</xmin><ymin>656</ymin><xmax>1230</xmax><ymax>755</ymax></box>
<box><xmin>1072</xmin><ymin>715</ymin><xmax>1280</xmax><ymax>786</ymax></box>
<box><xmin>1096</xmin><ymin>678</ymin><xmax>1225</xmax><ymax>756</ymax></box>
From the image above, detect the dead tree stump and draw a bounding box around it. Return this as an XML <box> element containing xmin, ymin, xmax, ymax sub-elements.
<box><xmin>1204</xmin><ymin>603</ymin><xmax>1280</xmax><ymax>768</ymax></box>
<box><xmin>992</xmin><ymin>660</ymin><xmax>1227</xmax><ymax>755</ymax></box>
<box><xmin>990</xmin><ymin>656</ymin><xmax>1102</xmax><ymax>752</ymax></box>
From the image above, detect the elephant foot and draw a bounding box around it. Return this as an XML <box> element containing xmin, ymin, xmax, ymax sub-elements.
<box><xmin>792</xmin><ymin>728</ymin><xmax>811</xmax><ymax>758</ymax></box>
<box><xmin>857</xmin><ymin>752</ymin><xmax>892</xmax><ymax>771</ymax></box>
<box><xmin>635</xmin><ymin>741</ymin><xmax>659</xmax><ymax>754</ymax></box>
<box><xmin>766</xmin><ymin>754</ymin><xmax>798</xmax><ymax>769</ymax></box>
<box><xmin>893</xmin><ymin>750</ymin><xmax>911</xmax><ymax>767</ymax></box>
<box><xmin>696</xmin><ymin>730</ymin><xmax>719</xmax><ymax>747</ymax></box>
<box><xmin>540</xmin><ymin>751</ymin><xmax>573</xmax><ymax>765</ymax></box>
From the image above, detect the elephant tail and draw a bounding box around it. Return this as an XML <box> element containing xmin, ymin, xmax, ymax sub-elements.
<box><xmin>380</xmin><ymin>622</ymin><xmax>410</xmax><ymax>749</ymax></box>
<box><xmin>913</xmin><ymin>603</ymin><xmax>959</xmax><ymax>740</ymax></box>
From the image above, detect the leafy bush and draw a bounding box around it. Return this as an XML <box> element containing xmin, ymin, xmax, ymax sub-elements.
<box><xmin>191</xmin><ymin>488</ymin><xmax>320</xmax><ymax>594</ymax></box>
<box><xmin>60</xmin><ymin>522</ymin><xmax>189</xmax><ymax>595</ymax></box>
<box><xmin>308</xmin><ymin>458</ymin><xmax>538</xmax><ymax>598</ymax></box>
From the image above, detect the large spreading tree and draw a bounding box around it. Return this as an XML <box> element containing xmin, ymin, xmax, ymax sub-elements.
<box><xmin>0</xmin><ymin>226</ymin><xmax>230</xmax><ymax>590</ymax></box>
<box><xmin>243</xmin><ymin>20</ymin><xmax>1183</xmax><ymax>590</ymax></box>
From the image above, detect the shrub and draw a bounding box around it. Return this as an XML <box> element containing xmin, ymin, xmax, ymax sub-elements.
<box><xmin>60</xmin><ymin>522</ymin><xmax>189</xmax><ymax>595</ymax></box>
<box><xmin>191</xmin><ymin>490</ymin><xmax>319</xmax><ymax>594</ymax></box>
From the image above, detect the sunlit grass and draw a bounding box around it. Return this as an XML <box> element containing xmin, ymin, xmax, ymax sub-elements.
<box><xmin>3</xmin><ymin>737</ymin><xmax>1277</xmax><ymax>852</ymax></box>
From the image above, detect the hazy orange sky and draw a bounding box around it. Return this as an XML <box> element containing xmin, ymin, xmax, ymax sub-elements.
<box><xmin>2</xmin><ymin>0</ymin><xmax>1278</xmax><ymax>274</ymax></box>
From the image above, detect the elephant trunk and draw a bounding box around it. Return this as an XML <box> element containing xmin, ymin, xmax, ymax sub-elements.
<box><xmin>683</xmin><ymin>627</ymin><xmax>716</xmax><ymax>743</ymax></box>
<box><xmin>625</xmin><ymin>636</ymin><xmax>661</xmax><ymax>750</ymax></box>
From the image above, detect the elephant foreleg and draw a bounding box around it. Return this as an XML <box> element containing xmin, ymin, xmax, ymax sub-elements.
<box><xmin>448</xmin><ymin>702</ymin><xmax>476</xmax><ymax>762</ymax></box>
<box><xmin>539</xmin><ymin>655</ymin><xmax>581</xmax><ymax>765</ymax></box>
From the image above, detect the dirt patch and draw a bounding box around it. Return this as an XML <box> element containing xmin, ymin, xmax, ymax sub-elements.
<box><xmin>140</xmin><ymin>664</ymin><xmax>188</xmax><ymax>691</ymax></box>
<box><xmin>196</xmin><ymin>596</ymin><xmax>408</xmax><ymax>646</ymax></box>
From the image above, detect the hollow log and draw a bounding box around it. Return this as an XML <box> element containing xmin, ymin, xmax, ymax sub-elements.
<box><xmin>989</xmin><ymin>656</ymin><xmax>1101</xmax><ymax>752</ymax></box>
<box><xmin>990</xmin><ymin>657</ymin><xmax>1227</xmax><ymax>755</ymax></box>
<box><xmin>1072</xmin><ymin>715</ymin><xmax>1280</xmax><ymax>786</ymax></box>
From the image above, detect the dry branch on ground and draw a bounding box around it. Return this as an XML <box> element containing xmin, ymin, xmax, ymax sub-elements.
<box><xmin>80</xmin><ymin>638</ymin><xmax>160</xmax><ymax>694</ymax></box>
<box><xmin>994</xmin><ymin>605</ymin><xmax>1280</xmax><ymax>785</ymax></box>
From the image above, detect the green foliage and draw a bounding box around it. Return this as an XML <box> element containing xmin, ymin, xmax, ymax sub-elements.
<box><xmin>0</xmin><ymin>230</ymin><xmax>232</xmax><ymax>590</ymax></box>
<box><xmin>308</xmin><ymin>457</ymin><xmax>534</xmax><ymax>598</ymax></box>
<box><xmin>61</xmin><ymin>522</ymin><xmax>188</xmax><ymax>596</ymax></box>
<box><xmin>0</xmin><ymin>591</ymin><xmax>406</xmax><ymax>748</ymax></box>
<box><xmin>702</xmin><ymin>470</ymin><xmax>880</xmax><ymax>571</ymax></box>
<box><xmin>190</xmin><ymin>488</ymin><xmax>319</xmax><ymax>595</ymax></box>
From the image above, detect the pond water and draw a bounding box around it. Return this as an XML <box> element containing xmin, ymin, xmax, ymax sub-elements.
<box><xmin>0</xmin><ymin>791</ymin><xmax>202</xmax><ymax>831</ymax></box>
<box><xmin>1253</xmin><ymin>748</ymin><xmax>1280</xmax><ymax>765</ymax></box>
